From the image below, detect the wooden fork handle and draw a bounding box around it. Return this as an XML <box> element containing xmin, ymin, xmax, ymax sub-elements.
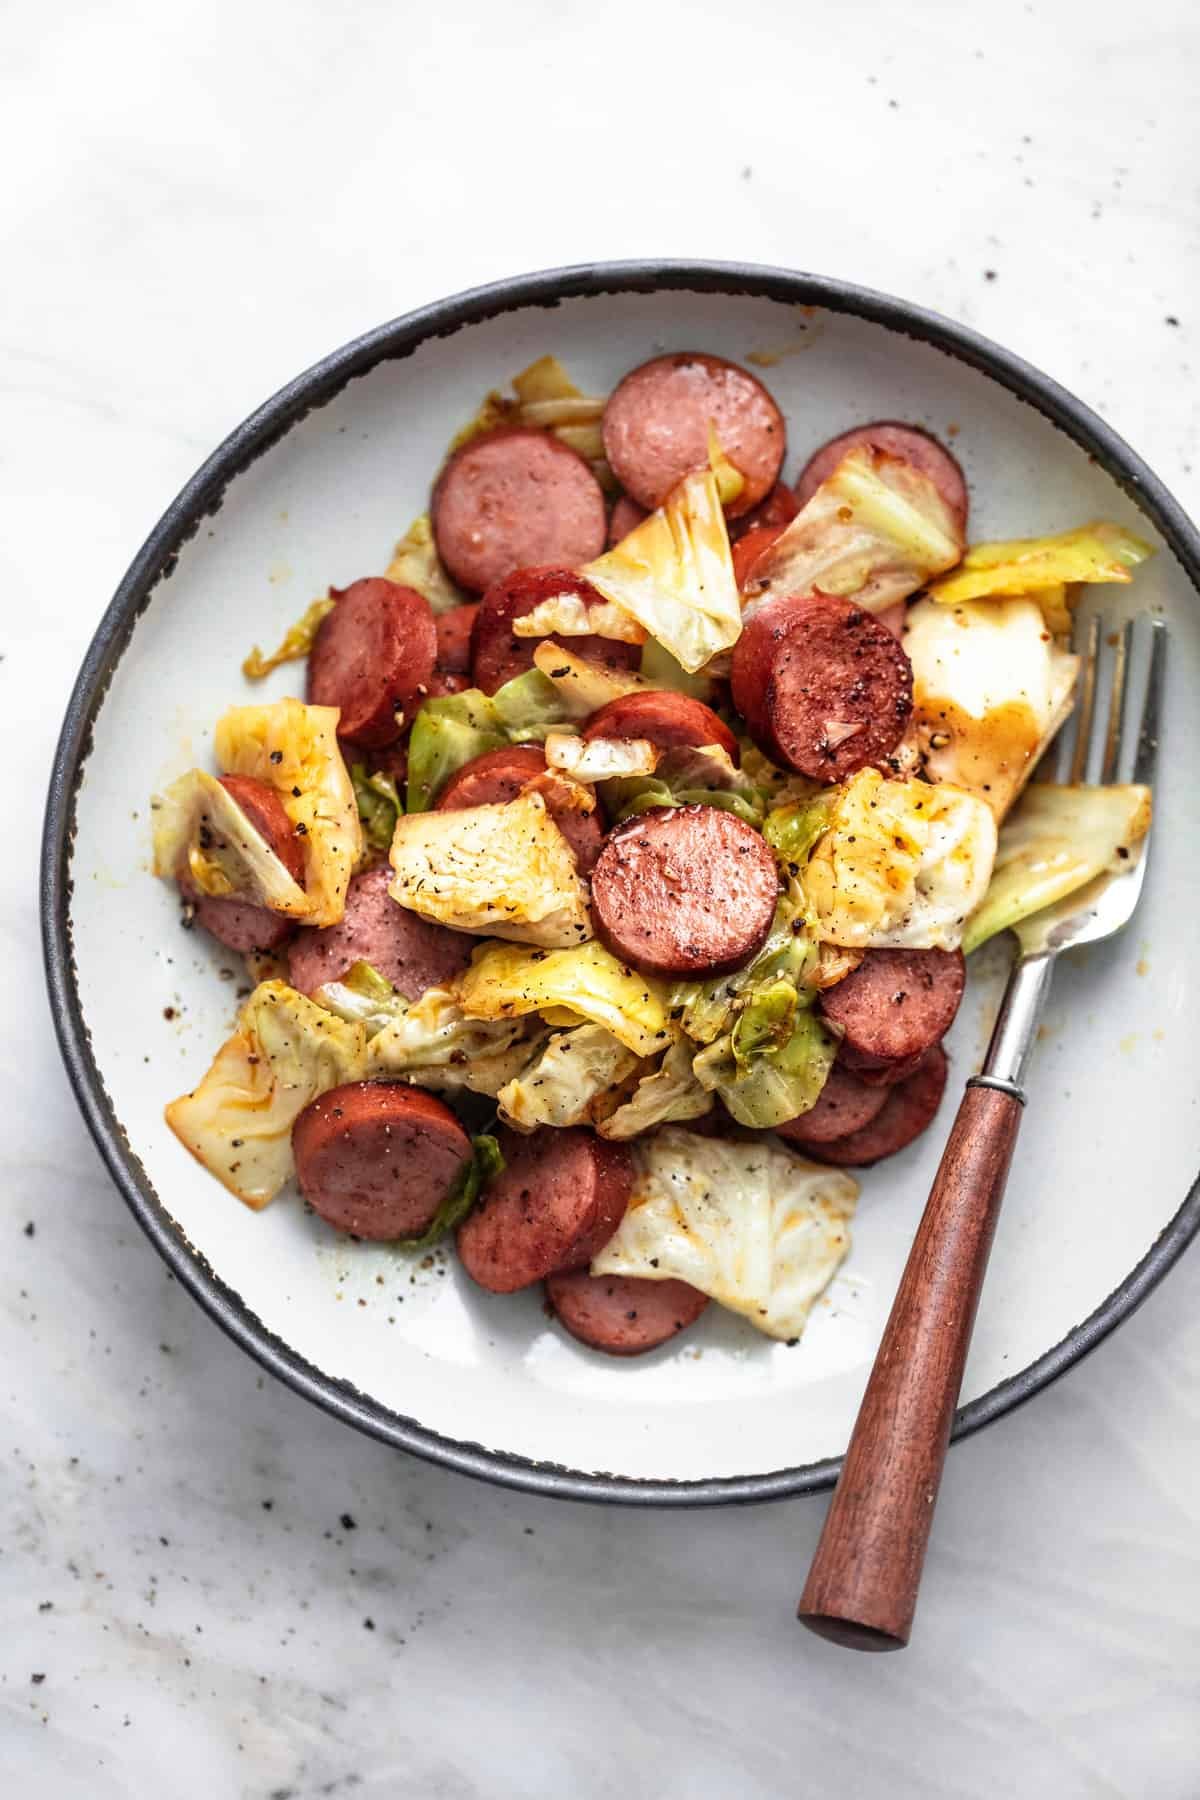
<box><xmin>798</xmin><ymin>1082</ymin><xmax>1023</xmax><ymax>1651</ymax></box>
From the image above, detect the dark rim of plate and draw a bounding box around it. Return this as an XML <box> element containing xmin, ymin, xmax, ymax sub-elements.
<box><xmin>40</xmin><ymin>260</ymin><xmax>1200</xmax><ymax>1507</ymax></box>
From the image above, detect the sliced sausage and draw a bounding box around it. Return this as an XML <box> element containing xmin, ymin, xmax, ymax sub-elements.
<box><xmin>470</xmin><ymin>565</ymin><xmax>641</xmax><ymax>696</ymax></box>
<box><xmin>293</xmin><ymin>1082</ymin><xmax>471</xmax><ymax>1240</ymax></box>
<box><xmin>806</xmin><ymin>1047</ymin><xmax>949</xmax><ymax>1167</ymax></box>
<box><xmin>424</xmin><ymin>670</ymin><xmax>469</xmax><ymax>699</ymax></box>
<box><xmin>432</xmin><ymin>428</ymin><xmax>607</xmax><ymax>595</ymax></box>
<box><xmin>731</xmin><ymin>522</ymin><xmax>787</xmax><ymax>592</ymax></box>
<box><xmin>774</xmin><ymin>1065</ymin><xmax>889</xmax><ymax>1146</ymax></box>
<box><xmin>434</xmin><ymin>603</ymin><xmax>479</xmax><ymax>674</ymax></box>
<box><xmin>819</xmin><ymin>948</ymin><xmax>965</xmax><ymax>1066</ymax></box>
<box><xmin>728</xmin><ymin>481</ymin><xmax>800</xmax><ymax>539</ymax></box>
<box><xmin>840</xmin><ymin>1046</ymin><xmax>928</xmax><ymax>1087</ymax></box>
<box><xmin>795</xmin><ymin>421</ymin><xmax>968</xmax><ymax>532</ymax></box>
<box><xmin>590</xmin><ymin>804</ymin><xmax>779</xmax><ymax>978</ymax></box>
<box><xmin>582</xmin><ymin>690</ymin><xmax>739</xmax><ymax>761</ymax></box>
<box><xmin>730</xmin><ymin>593</ymin><xmax>913</xmax><ymax>780</ymax></box>
<box><xmin>308</xmin><ymin>578</ymin><xmax>437</xmax><ymax>748</ymax></box>
<box><xmin>602</xmin><ymin>352</ymin><xmax>786</xmax><ymax>516</ymax></box>
<box><xmin>436</xmin><ymin>745</ymin><xmax>604</xmax><ymax>872</ymax></box>
<box><xmin>180</xmin><ymin>773</ymin><xmax>305</xmax><ymax>954</ymax></box>
<box><xmin>545</xmin><ymin>1271</ymin><xmax>709</xmax><ymax>1356</ymax></box>
<box><xmin>456</xmin><ymin>1127</ymin><xmax>634</xmax><ymax>1294</ymax></box>
<box><xmin>287</xmin><ymin>864</ymin><xmax>472</xmax><ymax>1000</ymax></box>
<box><xmin>608</xmin><ymin>494</ymin><xmax>649</xmax><ymax>544</ymax></box>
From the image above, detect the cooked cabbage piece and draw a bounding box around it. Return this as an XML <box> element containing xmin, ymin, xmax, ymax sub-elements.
<box><xmin>638</xmin><ymin>635</ymin><xmax>720</xmax><ymax>704</ymax></box>
<box><xmin>151</xmin><ymin>769</ymin><xmax>310</xmax><ymax>916</ymax></box>
<box><xmin>242</xmin><ymin>596</ymin><xmax>335</xmax><ymax>681</ymax></box>
<box><xmin>796</xmin><ymin>768</ymin><xmax>998</xmax><ymax>951</ymax></box>
<box><xmin>603</xmin><ymin>742</ymin><xmax>765</xmax><ymax>828</ymax></box>
<box><xmin>350</xmin><ymin>764</ymin><xmax>402</xmax><ymax>852</ymax></box>
<box><xmin>581</xmin><ymin>469</ymin><xmax>742</xmax><ymax>674</ymax></box>
<box><xmin>214</xmin><ymin>698</ymin><xmax>361</xmax><ymax>926</ymax></box>
<box><xmin>405</xmin><ymin>670</ymin><xmax>571</xmax><ymax>812</ymax></box>
<box><xmin>388</xmin><ymin>790</ymin><xmax>591</xmax><ymax>948</ymax></box>
<box><xmin>671</xmin><ymin>897</ymin><xmax>817</xmax><ymax>1046</ymax></box>
<box><xmin>926</xmin><ymin>521</ymin><xmax>1153</xmax><ymax>607</ymax></box>
<box><xmin>593</xmin><ymin>1128</ymin><xmax>858</xmax><ymax>1340</ymax></box>
<box><xmin>165</xmin><ymin>981</ymin><xmax>368</xmax><ymax>1209</ymax></box>
<box><xmin>596</xmin><ymin>1036</ymin><xmax>713</xmax><ymax>1139</ymax></box>
<box><xmin>457</xmin><ymin>940</ymin><xmax>673</xmax><ymax>1057</ymax></box>
<box><xmin>545</xmin><ymin>732</ymin><xmax>660</xmax><ymax>781</ymax></box>
<box><xmin>366</xmin><ymin>986</ymin><xmax>547</xmax><ymax>1096</ymax></box>
<box><xmin>385</xmin><ymin>512</ymin><xmax>468</xmax><ymax>615</ymax></box>
<box><xmin>744</xmin><ymin>446</ymin><xmax>963</xmax><ymax>618</ymax></box>
<box><xmin>497</xmin><ymin>1024</ymin><xmax>643</xmax><ymax>1132</ymax></box>
<box><xmin>531</xmin><ymin>640</ymin><xmax>650</xmax><ymax>718</ymax></box>
<box><xmin>963</xmin><ymin>782</ymin><xmax>1152</xmax><ymax>953</ymax></box>
<box><xmin>904</xmin><ymin>596</ymin><xmax>1079</xmax><ymax>821</ymax></box>
<box><xmin>511</xmin><ymin>590</ymin><xmax>645</xmax><ymax>645</ymax></box>
<box><xmin>693</xmin><ymin>1001</ymin><xmax>838</xmax><ymax>1130</ymax></box>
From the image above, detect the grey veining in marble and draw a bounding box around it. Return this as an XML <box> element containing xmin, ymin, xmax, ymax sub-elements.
<box><xmin>3</xmin><ymin>0</ymin><xmax>1200</xmax><ymax>1793</ymax></box>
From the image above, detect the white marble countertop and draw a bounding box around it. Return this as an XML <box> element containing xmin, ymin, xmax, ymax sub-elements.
<box><xmin>4</xmin><ymin>1</ymin><xmax>1200</xmax><ymax>1792</ymax></box>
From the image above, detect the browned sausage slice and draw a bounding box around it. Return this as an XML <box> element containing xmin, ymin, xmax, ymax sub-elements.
<box><xmin>288</xmin><ymin>864</ymin><xmax>473</xmax><ymax>999</ymax></box>
<box><xmin>806</xmin><ymin>1047</ymin><xmax>949</xmax><ymax>1166</ymax></box>
<box><xmin>795</xmin><ymin>421</ymin><xmax>968</xmax><ymax>532</ymax></box>
<box><xmin>180</xmin><ymin>773</ymin><xmax>304</xmax><ymax>954</ymax></box>
<box><xmin>731</xmin><ymin>523</ymin><xmax>787</xmax><ymax>592</ymax></box>
<box><xmin>730</xmin><ymin>593</ymin><xmax>913</xmax><ymax>780</ymax></box>
<box><xmin>838</xmin><ymin>1046</ymin><xmax>928</xmax><ymax>1087</ymax></box>
<box><xmin>432</xmin><ymin>428</ymin><xmax>607</xmax><ymax>595</ymax></box>
<box><xmin>582</xmin><ymin>690</ymin><xmax>739</xmax><ymax>761</ymax></box>
<box><xmin>819</xmin><ymin>948</ymin><xmax>965</xmax><ymax>1066</ymax></box>
<box><xmin>602</xmin><ymin>352</ymin><xmax>785</xmax><ymax>516</ymax></box>
<box><xmin>470</xmin><ymin>564</ymin><xmax>641</xmax><ymax>695</ymax></box>
<box><xmin>608</xmin><ymin>494</ymin><xmax>649</xmax><ymax>544</ymax></box>
<box><xmin>436</xmin><ymin>745</ymin><xmax>604</xmax><ymax>872</ymax></box>
<box><xmin>728</xmin><ymin>481</ymin><xmax>800</xmax><ymax>539</ymax></box>
<box><xmin>434</xmin><ymin>603</ymin><xmax>479</xmax><ymax>674</ymax></box>
<box><xmin>456</xmin><ymin>1127</ymin><xmax>634</xmax><ymax>1294</ymax></box>
<box><xmin>293</xmin><ymin>1082</ymin><xmax>472</xmax><ymax>1239</ymax></box>
<box><xmin>308</xmin><ymin>578</ymin><xmax>437</xmax><ymax>748</ymax></box>
<box><xmin>545</xmin><ymin>1271</ymin><xmax>710</xmax><ymax>1356</ymax></box>
<box><xmin>590</xmin><ymin>805</ymin><xmax>779</xmax><ymax>978</ymax></box>
<box><xmin>775</xmin><ymin>1065</ymin><xmax>889</xmax><ymax>1146</ymax></box>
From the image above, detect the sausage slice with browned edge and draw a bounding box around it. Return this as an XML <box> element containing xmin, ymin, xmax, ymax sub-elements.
<box><xmin>179</xmin><ymin>773</ymin><xmax>304</xmax><ymax>955</ymax></box>
<box><xmin>729</xmin><ymin>481</ymin><xmax>800</xmax><ymax>539</ymax></box>
<box><xmin>470</xmin><ymin>565</ymin><xmax>641</xmax><ymax>696</ymax></box>
<box><xmin>819</xmin><ymin>948</ymin><xmax>965</xmax><ymax>1067</ymax></box>
<box><xmin>730</xmin><ymin>593</ymin><xmax>913</xmax><ymax>780</ymax></box>
<box><xmin>293</xmin><ymin>1082</ymin><xmax>472</xmax><ymax>1239</ymax></box>
<box><xmin>795</xmin><ymin>420</ymin><xmax>968</xmax><ymax>533</ymax></box>
<box><xmin>774</xmin><ymin>1064</ymin><xmax>889</xmax><ymax>1146</ymax></box>
<box><xmin>582</xmin><ymin>690</ymin><xmax>739</xmax><ymax>761</ymax></box>
<box><xmin>456</xmin><ymin>1127</ymin><xmax>634</xmax><ymax>1294</ymax></box>
<box><xmin>602</xmin><ymin>352</ymin><xmax>785</xmax><ymax>516</ymax></box>
<box><xmin>436</xmin><ymin>745</ymin><xmax>604</xmax><ymax>872</ymax></box>
<box><xmin>805</xmin><ymin>1047</ymin><xmax>949</xmax><ymax>1167</ymax></box>
<box><xmin>288</xmin><ymin>864</ymin><xmax>473</xmax><ymax>1000</ymax></box>
<box><xmin>545</xmin><ymin>1271</ymin><xmax>710</xmax><ymax>1356</ymax></box>
<box><xmin>432</xmin><ymin>429</ymin><xmax>607</xmax><ymax>595</ymax></box>
<box><xmin>434</xmin><ymin>602</ymin><xmax>479</xmax><ymax>674</ymax></box>
<box><xmin>308</xmin><ymin>578</ymin><xmax>437</xmax><ymax>748</ymax></box>
<box><xmin>590</xmin><ymin>804</ymin><xmax>779</xmax><ymax>978</ymax></box>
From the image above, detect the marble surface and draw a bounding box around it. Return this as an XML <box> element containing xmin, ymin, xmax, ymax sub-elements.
<box><xmin>4</xmin><ymin>0</ymin><xmax>1200</xmax><ymax>1792</ymax></box>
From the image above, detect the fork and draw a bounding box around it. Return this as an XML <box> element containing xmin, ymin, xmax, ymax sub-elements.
<box><xmin>797</xmin><ymin>610</ymin><xmax>1167</xmax><ymax>1652</ymax></box>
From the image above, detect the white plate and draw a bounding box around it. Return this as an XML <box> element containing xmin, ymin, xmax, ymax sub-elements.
<box><xmin>43</xmin><ymin>263</ymin><xmax>1200</xmax><ymax>1502</ymax></box>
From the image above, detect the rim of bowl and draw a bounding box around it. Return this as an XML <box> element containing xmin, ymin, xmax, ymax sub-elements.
<box><xmin>41</xmin><ymin>259</ymin><xmax>1200</xmax><ymax>1507</ymax></box>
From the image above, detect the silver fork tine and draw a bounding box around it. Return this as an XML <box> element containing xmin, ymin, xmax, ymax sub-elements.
<box><xmin>1131</xmin><ymin>617</ymin><xmax>1168</xmax><ymax>785</ymax></box>
<box><xmin>1100</xmin><ymin>618</ymin><xmax>1134</xmax><ymax>783</ymax></box>
<box><xmin>1068</xmin><ymin>613</ymin><xmax>1101</xmax><ymax>784</ymax></box>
